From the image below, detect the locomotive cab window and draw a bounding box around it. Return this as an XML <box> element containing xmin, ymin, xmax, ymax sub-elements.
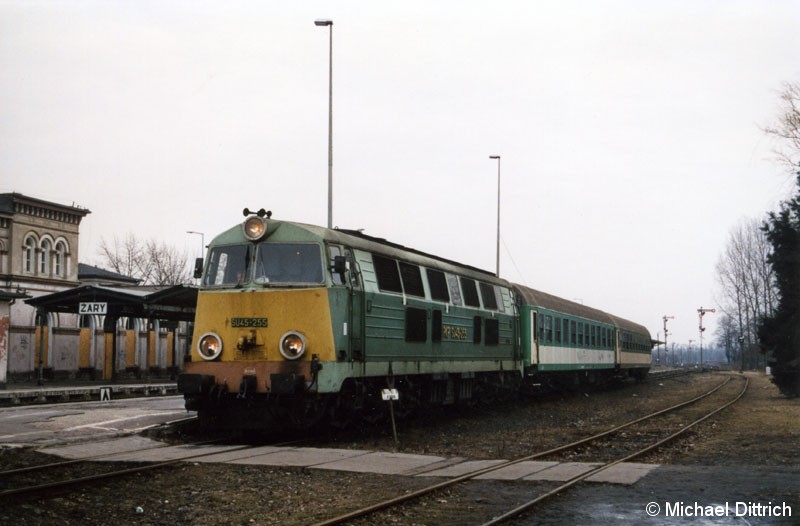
<box><xmin>204</xmin><ymin>244</ymin><xmax>252</xmax><ymax>286</ymax></box>
<box><xmin>255</xmin><ymin>242</ymin><xmax>323</xmax><ymax>285</ymax></box>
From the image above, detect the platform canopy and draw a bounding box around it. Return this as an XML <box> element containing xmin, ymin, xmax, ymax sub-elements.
<box><xmin>25</xmin><ymin>284</ymin><xmax>197</xmax><ymax>322</ymax></box>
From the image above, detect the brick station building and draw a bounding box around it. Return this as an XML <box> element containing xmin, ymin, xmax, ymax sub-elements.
<box><xmin>0</xmin><ymin>193</ymin><xmax>195</xmax><ymax>387</ymax></box>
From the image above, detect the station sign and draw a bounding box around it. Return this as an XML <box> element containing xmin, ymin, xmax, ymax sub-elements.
<box><xmin>79</xmin><ymin>302</ymin><xmax>108</xmax><ymax>315</ymax></box>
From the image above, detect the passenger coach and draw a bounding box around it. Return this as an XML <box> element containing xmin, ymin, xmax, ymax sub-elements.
<box><xmin>514</xmin><ymin>284</ymin><xmax>651</xmax><ymax>385</ymax></box>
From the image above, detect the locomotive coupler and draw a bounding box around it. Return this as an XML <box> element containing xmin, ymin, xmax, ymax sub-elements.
<box><xmin>237</xmin><ymin>330</ymin><xmax>258</xmax><ymax>351</ymax></box>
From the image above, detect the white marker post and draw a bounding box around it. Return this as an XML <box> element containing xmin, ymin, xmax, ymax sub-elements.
<box><xmin>382</xmin><ymin>388</ymin><xmax>400</xmax><ymax>447</ymax></box>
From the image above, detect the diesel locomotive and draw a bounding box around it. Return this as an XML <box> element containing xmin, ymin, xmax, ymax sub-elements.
<box><xmin>178</xmin><ymin>210</ymin><xmax>652</xmax><ymax>429</ymax></box>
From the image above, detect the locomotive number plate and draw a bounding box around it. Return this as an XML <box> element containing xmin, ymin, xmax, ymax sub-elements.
<box><xmin>231</xmin><ymin>317</ymin><xmax>268</xmax><ymax>328</ymax></box>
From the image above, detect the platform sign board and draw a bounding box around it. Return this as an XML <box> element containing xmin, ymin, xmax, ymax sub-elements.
<box><xmin>79</xmin><ymin>302</ymin><xmax>108</xmax><ymax>315</ymax></box>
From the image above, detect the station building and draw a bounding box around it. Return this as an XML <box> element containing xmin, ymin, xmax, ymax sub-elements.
<box><xmin>0</xmin><ymin>193</ymin><xmax>194</xmax><ymax>388</ymax></box>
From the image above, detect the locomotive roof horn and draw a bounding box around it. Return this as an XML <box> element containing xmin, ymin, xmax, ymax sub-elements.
<box><xmin>243</xmin><ymin>208</ymin><xmax>272</xmax><ymax>218</ymax></box>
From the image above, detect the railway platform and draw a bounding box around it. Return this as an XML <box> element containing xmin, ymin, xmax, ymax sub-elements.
<box><xmin>0</xmin><ymin>381</ymin><xmax>178</xmax><ymax>406</ymax></box>
<box><xmin>39</xmin><ymin>435</ymin><xmax>661</xmax><ymax>486</ymax></box>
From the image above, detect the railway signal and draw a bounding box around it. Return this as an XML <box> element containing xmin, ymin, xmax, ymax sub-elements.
<box><xmin>697</xmin><ymin>307</ymin><xmax>716</xmax><ymax>367</ymax></box>
<box><xmin>663</xmin><ymin>315</ymin><xmax>674</xmax><ymax>366</ymax></box>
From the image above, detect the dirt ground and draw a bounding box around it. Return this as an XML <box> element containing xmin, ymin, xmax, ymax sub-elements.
<box><xmin>0</xmin><ymin>371</ymin><xmax>797</xmax><ymax>525</ymax></box>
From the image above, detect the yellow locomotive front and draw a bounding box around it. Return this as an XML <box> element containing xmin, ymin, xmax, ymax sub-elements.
<box><xmin>178</xmin><ymin>211</ymin><xmax>340</xmax><ymax>429</ymax></box>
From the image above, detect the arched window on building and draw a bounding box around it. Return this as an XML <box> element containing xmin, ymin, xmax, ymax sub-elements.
<box><xmin>40</xmin><ymin>239</ymin><xmax>51</xmax><ymax>275</ymax></box>
<box><xmin>54</xmin><ymin>240</ymin><xmax>68</xmax><ymax>278</ymax></box>
<box><xmin>24</xmin><ymin>236</ymin><xmax>37</xmax><ymax>274</ymax></box>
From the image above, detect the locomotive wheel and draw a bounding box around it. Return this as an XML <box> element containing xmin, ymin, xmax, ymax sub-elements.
<box><xmin>288</xmin><ymin>395</ymin><xmax>331</xmax><ymax>431</ymax></box>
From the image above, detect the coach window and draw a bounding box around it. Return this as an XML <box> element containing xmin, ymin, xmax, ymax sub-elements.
<box><xmin>373</xmin><ymin>254</ymin><xmax>403</xmax><ymax>293</ymax></box>
<box><xmin>570</xmin><ymin>320</ymin><xmax>577</xmax><ymax>345</ymax></box>
<box><xmin>591</xmin><ymin>325</ymin><xmax>597</xmax><ymax>347</ymax></box>
<box><xmin>563</xmin><ymin>319</ymin><xmax>570</xmax><ymax>345</ymax></box>
<box><xmin>545</xmin><ymin>315</ymin><xmax>553</xmax><ymax>342</ymax></box>
<box><xmin>426</xmin><ymin>269</ymin><xmax>450</xmax><ymax>303</ymax></box>
<box><xmin>399</xmin><ymin>262</ymin><xmax>425</xmax><ymax>297</ymax></box>
<box><xmin>460</xmin><ymin>278</ymin><xmax>480</xmax><ymax>308</ymax></box>
<box><xmin>479</xmin><ymin>282</ymin><xmax>498</xmax><ymax>310</ymax></box>
<box><xmin>555</xmin><ymin>317</ymin><xmax>562</xmax><ymax>344</ymax></box>
<box><xmin>577</xmin><ymin>322</ymin><xmax>584</xmax><ymax>345</ymax></box>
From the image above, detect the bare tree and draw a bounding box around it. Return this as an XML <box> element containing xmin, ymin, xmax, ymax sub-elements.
<box><xmin>98</xmin><ymin>234</ymin><xmax>190</xmax><ymax>286</ymax></box>
<box><xmin>764</xmin><ymin>81</ymin><xmax>800</xmax><ymax>169</ymax></box>
<box><xmin>145</xmin><ymin>239</ymin><xmax>191</xmax><ymax>286</ymax></box>
<box><xmin>714</xmin><ymin>218</ymin><xmax>777</xmax><ymax>368</ymax></box>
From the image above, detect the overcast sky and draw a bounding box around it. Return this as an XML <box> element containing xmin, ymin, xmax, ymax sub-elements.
<box><xmin>2</xmin><ymin>1</ymin><xmax>799</xmax><ymax>346</ymax></box>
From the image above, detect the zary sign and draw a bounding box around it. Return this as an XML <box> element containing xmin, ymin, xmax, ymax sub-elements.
<box><xmin>79</xmin><ymin>302</ymin><xmax>108</xmax><ymax>315</ymax></box>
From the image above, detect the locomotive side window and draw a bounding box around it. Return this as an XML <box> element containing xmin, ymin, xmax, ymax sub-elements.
<box><xmin>460</xmin><ymin>278</ymin><xmax>480</xmax><ymax>308</ymax></box>
<box><xmin>372</xmin><ymin>254</ymin><xmax>403</xmax><ymax>293</ymax></box>
<box><xmin>479</xmin><ymin>282</ymin><xmax>498</xmax><ymax>310</ymax></box>
<box><xmin>255</xmin><ymin>243</ymin><xmax>323</xmax><ymax>284</ymax></box>
<box><xmin>204</xmin><ymin>245</ymin><xmax>251</xmax><ymax>286</ymax></box>
<box><xmin>446</xmin><ymin>274</ymin><xmax>462</xmax><ymax>306</ymax></box>
<box><xmin>399</xmin><ymin>262</ymin><xmax>425</xmax><ymax>297</ymax></box>
<box><xmin>426</xmin><ymin>269</ymin><xmax>450</xmax><ymax>303</ymax></box>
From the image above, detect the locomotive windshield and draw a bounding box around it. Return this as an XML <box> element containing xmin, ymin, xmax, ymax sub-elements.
<box><xmin>203</xmin><ymin>242</ymin><xmax>324</xmax><ymax>287</ymax></box>
<box><xmin>254</xmin><ymin>242</ymin><xmax>323</xmax><ymax>285</ymax></box>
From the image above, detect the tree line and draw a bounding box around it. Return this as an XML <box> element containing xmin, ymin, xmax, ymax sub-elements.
<box><xmin>716</xmin><ymin>81</ymin><xmax>800</xmax><ymax>397</ymax></box>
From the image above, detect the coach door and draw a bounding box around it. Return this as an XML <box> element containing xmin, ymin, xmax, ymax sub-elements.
<box><xmin>530</xmin><ymin>311</ymin><xmax>539</xmax><ymax>365</ymax></box>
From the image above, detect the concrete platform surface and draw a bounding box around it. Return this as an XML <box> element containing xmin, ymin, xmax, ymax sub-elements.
<box><xmin>0</xmin><ymin>382</ymin><xmax>178</xmax><ymax>406</ymax></box>
<box><xmin>39</xmin><ymin>436</ymin><xmax>659</xmax><ymax>486</ymax></box>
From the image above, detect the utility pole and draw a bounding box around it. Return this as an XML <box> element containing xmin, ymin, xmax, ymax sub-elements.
<box><xmin>698</xmin><ymin>306</ymin><xmax>716</xmax><ymax>369</ymax></box>
<box><xmin>663</xmin><ymin>315</ymin><xmax>674</xmax><ymax>368</ymax></box>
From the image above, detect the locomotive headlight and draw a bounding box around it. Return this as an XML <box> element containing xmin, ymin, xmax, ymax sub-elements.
<box><xmin>197</xmin><ymin>332</ymin><xmax>223</xmax><ymax>360</ymax></box>
<box><xmin>279</xmin><ymin>331</ymin><xmax>306</xmax><ymax>360</ymax></box>
<box><xmin>243</xmin><ymin>216</ymin><xmax>267</xmax><ymax>240</ymax></box>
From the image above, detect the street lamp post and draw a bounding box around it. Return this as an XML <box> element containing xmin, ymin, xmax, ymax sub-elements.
<box><xmin>186</xmin><ymin>231</ymin><xmax>205</xmax><ymax>284</ymax></box>
<box><xmin>315</xmin><ymin>19</ymin><xmax>334</xmax><ymax>229</ymax></box>
<box><xmin>489</xmin><ymin>155</ymin><xmax>501</xmax><ymax>277</ymax></box>
<box><xmin>186</xmin><ymin>231</ymin><xmax>205</xmax><ymax>258</ymax></box>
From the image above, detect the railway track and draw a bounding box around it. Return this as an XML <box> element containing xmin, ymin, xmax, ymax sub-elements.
<box><xmin>0</xmin><ymin>431</ymin><xmax>307</xmax><ymax>501</ymax></box>
<box><xmin>309</xmin><ymin>374</ymin><xmax>748</xmax><ymax>526</ymax></box>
